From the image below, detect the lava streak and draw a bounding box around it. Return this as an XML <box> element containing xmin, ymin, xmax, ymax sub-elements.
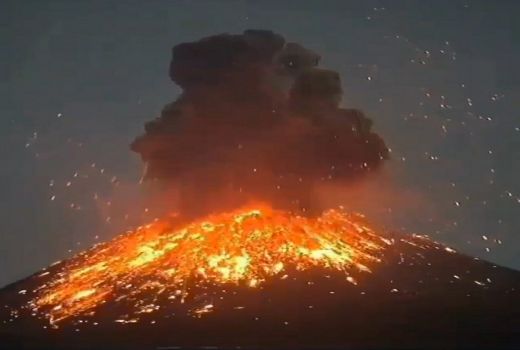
<box><xmin>28</xmin><ymin>204</ymin><xmax>390</xmax><ymax>324</ymax></box>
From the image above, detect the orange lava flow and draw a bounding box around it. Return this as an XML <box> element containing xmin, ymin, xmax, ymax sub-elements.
<box><xmin>28</xmin><ymin>204</ymin><xmax>391</xmax><ymax>324</ymax></box>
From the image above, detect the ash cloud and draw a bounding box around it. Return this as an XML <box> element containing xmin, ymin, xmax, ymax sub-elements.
<box><xmin>131</xmin><ymin>30</ymin><xmax>388</xmax><ymax>216</ymax></box>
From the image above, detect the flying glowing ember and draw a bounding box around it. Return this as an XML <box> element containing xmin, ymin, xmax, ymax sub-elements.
<box><xmin>27</xmin><ymin>204</ymin><xmax>390</xmax><ymax>325</ymax></box>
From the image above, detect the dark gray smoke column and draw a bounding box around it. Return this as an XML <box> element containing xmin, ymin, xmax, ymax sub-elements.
<box><xmin>131</xmin><ymin>30</ymin><xmax>388</xmax><ymax>217</ymax></box>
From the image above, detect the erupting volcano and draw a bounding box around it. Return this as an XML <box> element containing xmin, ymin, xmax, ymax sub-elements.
<box><xmin>1</xmin><ymin>30</ymin><xmax>520</xmax><ymax>349</ymax></box>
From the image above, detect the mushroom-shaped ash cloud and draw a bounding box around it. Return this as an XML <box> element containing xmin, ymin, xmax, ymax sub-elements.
<box><xmin>131</xmin><ymin>30</ymin><xmax>388</xmax><ymax>217</ymax></box>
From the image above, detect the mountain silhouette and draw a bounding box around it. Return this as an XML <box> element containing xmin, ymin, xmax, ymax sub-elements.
<box><xmin>1</xmin><ymin>229</ymin><xmax>519</xmax><ymax>350</ymax></box>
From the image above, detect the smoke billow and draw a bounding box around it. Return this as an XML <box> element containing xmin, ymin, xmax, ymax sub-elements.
<box><xmin>131</xmin><ymin>30</ymin><xmax>388</xmax><ymax>217</ymax></box>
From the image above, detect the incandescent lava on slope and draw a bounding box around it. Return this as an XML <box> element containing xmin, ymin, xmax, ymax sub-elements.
<box><xmin>22</xmin><ymin>205</ymin><xmax>390</xmax><ymax>325</ymax></box>
<box><xmin>2</xmin><ymin>206</ymin><xmax>520</xmax><ymax>349</ymax></box>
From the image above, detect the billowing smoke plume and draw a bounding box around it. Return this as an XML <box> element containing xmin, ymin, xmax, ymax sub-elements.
<box><xmin>131</xmin><ymin>30</ymin><xmax>388</xmax><ymax>217</ymax></box>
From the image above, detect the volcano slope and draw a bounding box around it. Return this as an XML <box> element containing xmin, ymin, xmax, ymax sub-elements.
<box><xmin>1</xmin><ymin>207</ymin><xmax>519</xmax><ymax>350</ymax></box>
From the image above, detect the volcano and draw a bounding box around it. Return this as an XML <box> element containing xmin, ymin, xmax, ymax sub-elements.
<box><xmin>1</xmin><ymin>205</ymin><xmax>519</xmax><ymax>349</ymax></box>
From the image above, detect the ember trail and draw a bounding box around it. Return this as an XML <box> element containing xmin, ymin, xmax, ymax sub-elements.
<box><xmin>28</xmin><ymin>205</ymin><xmax>389</xmax><ymax>324</ymax></box>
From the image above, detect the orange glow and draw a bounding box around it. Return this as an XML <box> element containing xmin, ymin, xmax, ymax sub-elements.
<box><xmin>28</xmin><ymin>204</ymin><xmax>391</xmax><ymax>324</ymax></box>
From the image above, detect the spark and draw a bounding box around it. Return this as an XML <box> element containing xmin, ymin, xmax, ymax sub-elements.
<box><xmin>27</xmin><ymin>204</ymin><xmax>390</xmax><ymax>324</ymax></box>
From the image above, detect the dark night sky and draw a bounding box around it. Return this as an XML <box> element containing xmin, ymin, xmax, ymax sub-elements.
<box><xmin>1</xmin><ymin>0</ymin><xmax>519</xmax><ymax>288</ymax></box>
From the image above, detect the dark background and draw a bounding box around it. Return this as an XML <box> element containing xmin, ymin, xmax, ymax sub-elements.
<box><xmin>1</xmin><ymin>0</ymin><xmax>519</xmax><ymax>287</ymax></box>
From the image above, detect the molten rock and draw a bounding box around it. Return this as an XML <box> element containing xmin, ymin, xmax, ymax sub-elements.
<box><xmin>1</xmin><ymin>206</ymin><xmax>520</xmax><ymax>349</ymax></box>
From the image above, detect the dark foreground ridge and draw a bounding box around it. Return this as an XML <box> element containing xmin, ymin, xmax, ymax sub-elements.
<box><xmin>1</xmin><ymin>233</ymin><xmax>519</xmax><ymax>350</ymax></box>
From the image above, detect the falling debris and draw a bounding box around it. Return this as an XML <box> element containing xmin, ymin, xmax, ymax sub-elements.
<box><xmin>27</xmin><ymin>205</ymin><xmax>390</xmax><ymax>324</ymax></box>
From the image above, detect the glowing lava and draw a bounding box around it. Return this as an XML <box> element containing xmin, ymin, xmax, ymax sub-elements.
<box><xmin>28</xmin><ymin>204</ymin><xmax>391</xmax><ymax>324</ymax></box>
